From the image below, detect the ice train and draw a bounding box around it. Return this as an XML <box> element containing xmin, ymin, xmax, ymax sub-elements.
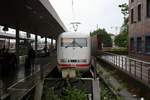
<box><xmin>57</xmin><ymin>32</ymin><xmax>97</xmax><ymax>78</ymax></box>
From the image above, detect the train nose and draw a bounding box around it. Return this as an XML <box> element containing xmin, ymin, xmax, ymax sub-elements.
<box><xmin>60</xmin><ymin>59</ymin><xmax>88</xmax><ymax>63</ymax></box>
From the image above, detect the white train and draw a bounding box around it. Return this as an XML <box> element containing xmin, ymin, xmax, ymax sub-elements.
<box><xmin>57</xmin><ymin>32</ymin><xmax>92</xmax><ymax>78</ymax></box>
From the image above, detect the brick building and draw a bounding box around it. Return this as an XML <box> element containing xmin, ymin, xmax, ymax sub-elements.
<box><xmin>129</xmin><ymin>0</ymin><xmax>150</xmax><ymax>61</ymax></box>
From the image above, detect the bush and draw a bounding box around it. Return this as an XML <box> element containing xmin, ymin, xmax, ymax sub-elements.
<box><xmin>63</xmin><ymin>86</ymin><xmax>87</xmax><ymax>100</ymax></box>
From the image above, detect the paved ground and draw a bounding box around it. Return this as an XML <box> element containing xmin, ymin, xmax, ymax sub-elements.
<box><xmin>0</xmin><ymin>53</ymin><xmax>57</xmax><ymax>99</ymax></box>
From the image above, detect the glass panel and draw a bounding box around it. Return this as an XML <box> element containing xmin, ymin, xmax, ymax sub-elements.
<box><xmin>74</xmin><ymin>38</ymin><xmax>87</xmax><ymax>47</ymax></box>
<box><xmin>61</xmin><ymin>38</ymin><xmax>74</xmax><ymax>47</ymax></box>
<box><xmin>137</xmin><ymin>37</ymin><xmax>142</xmax><ymax>52</ymax></box>
<box><xmin>130</xmin><ymin>38</ymin><xmax>134</xmax><ymax>51</ymax></box>
<box><xmin>61</xmin><ymin>38</ymin><xmax>87</xmax><ymax>47</ymax></box>
<box><xmin>146</xmin><ymin>36</ymin><xmax>150</xmax><ymax>53</ymax></box>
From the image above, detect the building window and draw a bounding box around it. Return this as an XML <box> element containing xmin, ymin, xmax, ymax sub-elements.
<box><xmin>145</xmin><ymin>36</ymin><xmax>150</xmax><ymax>54</ymax></box>
<box><xmin>147</xmin><ymin>0</ymin><xmax>150</xmax><ymax>17</ymax></box>
<box><xmin>131</xmin><ymin>0</ymin><xmax>134</xmax><ymax>3</ymax></box>
<box><xmin>138</xmin><ymin>4</ymin><xmax>141</xmax><ymax>21</ymax></box>
<box><xmin>130</xmin><ymin>38</ymin><xmax>134</xmax><ymax>51</ymax></box>
<box><xmin>131</xmin><ymin>9</ymin><xmax>134</xmax><ymax>23</ymax></box>
<box><xmin>137</xmin><ymin>37</ymin><xmax>142</xmax><ymax>52</ymax></box>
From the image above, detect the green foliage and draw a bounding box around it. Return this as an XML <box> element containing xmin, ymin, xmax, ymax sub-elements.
<box><xmin>115</xmin><ymin>3</ymin><xmax>128</xmax><ymax>48</ymax></box>
<box><xmin>101</xmin><ymin>81</ymin><xmax>119</xmax><ymax>100</ymax></box>
<box><xmin>63</xmin><ymin>86</ymin><xmax>87</xmax><ymax>100</ymax></box>
<box><xmin>118</xmin><ymin>3</ymin><xmax>129</xmax><ymax>19</ymax></box>
<box><xmin>43</xmin><ymin>87</ymin><xmax>60</xmax><ymax>100</ymax></box>
<box><xmin>43</xmin><ymin>83</ymin><xmax>87</xmax><ymax>100</ymax></box>
<box><xmin>114</xmin><ymin>32</ymin><xmax>128</xmax><ymax>47</ymax></box>
<box><xmin>107</xmin><ymin>48</ymin><xmax>128</xmax><ymax>55</ymax></box>
<box><xmin>90</xmin><ymin>28</ymin><xmax>112</xmax><ymax>47</ymax></box>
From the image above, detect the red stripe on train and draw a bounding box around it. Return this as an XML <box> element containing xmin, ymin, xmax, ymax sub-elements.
<box><xmin>58</xmin><ymin>63</ymin><xmax>90</xmax><ymax>69</ymax></box>
<box><xmin>76</xmin><ymin>64</ymin><xmax>90</xmax><ymax>67</ymax></box>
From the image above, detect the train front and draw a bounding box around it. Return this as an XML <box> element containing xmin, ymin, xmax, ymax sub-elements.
<box><xmin>57</xmin><ymin>32</ymin><xmax>91</xmax><ymax>78</ymax></box>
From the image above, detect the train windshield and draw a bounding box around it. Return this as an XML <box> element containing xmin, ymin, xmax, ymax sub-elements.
<box><xmin>61</xmin><ymin>38</ymin><xmax>87</xmax><ymax>47</ymax></box>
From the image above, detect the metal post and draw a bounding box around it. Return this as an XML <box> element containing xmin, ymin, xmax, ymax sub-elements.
<box><xmin>51</xmin><ymin>38</ymin><xmax>53</xmax><ymax>49</ymax></box>
<box><xmin>45</xmin><ymin>37</ymin><xmax>47</xmax><ymax>51</ymax></box>
<box><xmin>116</xmin><ymin>56</ymin><xmax>117</xmax><ymax>66</ymax></box>
<box><xmin>40</xmin><ymin>65</ymin><xmax>44</xmax><ymax>80</ymax></box>
<box><xmin>148</xmin><ymin>68</ymin><xmax>150</xmax><ymax>84</ymax></box>
<box><xmin>113</xmin><ymin>56</ymin><xmax>115</xmax><ymax>65</ymax></box>
<box><xmin>140</xmin><ymin>62</ymin><xmax>142</xmax><ymax>80</ymax></box>
<box><xmin>119</xmin><ymin>56</ymin><xmax>120</xmax><ymax>67</ymax></box>
<box><xmin>125</xmin><ymin>57</ymin><xmax>127</xmax><ymax>71</ymax></box>
<box><xmin>16</xmin><ymin>27</ymin><xmax>19</xmax><ymax>65</ymax></box>
<box><xmin>122</xmin><ymin>57</ymin><xmax>124</xmax><ymax>70</ymax></box>
<box><xmin>26</xmin><ymin>32</ymin><xmax>30</xmax><ymax>49</ymax></box>
<box><xmin>134</xmin><ymin>61</ymin><xmax>136</xmax><ymax>77</ymax></box>
<box><xmin>27</xmin><ymin>32</ymin><xmax>30</xmax><ymax>38</ymax></box>
<box><xmin>129</xmin><ymin>60</ymin><xmax>131</xmax><ymax>73</ymax></box>
<box><xmin>55</xmin><ymin>39</ymin><xmax>57</xmax><ymax>48</ymax></box>
<box><xmin>35</xmin><ymin>34</ymin><xmax>38</xmax><ymax>51</ymax></box>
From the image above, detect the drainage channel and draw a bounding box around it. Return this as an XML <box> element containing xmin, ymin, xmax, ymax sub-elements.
<box><xmin>97</xmin><ymin>57</ymin><xmax>149</xmax><ymax>100</ymax></box>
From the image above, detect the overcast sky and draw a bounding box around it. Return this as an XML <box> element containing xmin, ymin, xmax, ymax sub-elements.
<box><xmin>50</xmin><ymin>0</ymin><xmax>128</xmax><ymax>34</ymax></box>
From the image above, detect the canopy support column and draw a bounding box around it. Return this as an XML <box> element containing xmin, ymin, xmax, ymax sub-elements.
<box><xmin>35</xmin><ymin>34</ymin><xmax>38</xmax><ymax>51</ymax></box>
<box><xmin>45</xmin><ymin>37</ymin><xmax>47</xmax><ymax>50</ymax></box>
<box><xmin>15</xmin><ymin>27</ymin><xmax>20</xmax><ymax>65</ymax></box>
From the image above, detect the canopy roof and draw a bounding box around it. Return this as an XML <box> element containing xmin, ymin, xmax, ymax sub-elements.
<box><xmin>0</xmin><ymin>0</ymin><xmax>67</xmax><ymax>38</ymax></box>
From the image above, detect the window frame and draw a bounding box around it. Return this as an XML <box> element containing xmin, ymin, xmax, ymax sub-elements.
<box><xmin>138</xmin><ymin>4</ymin><xmax>142</xmax><ymax>21</ymax></box>
<box><xmin>145</xmin><ymin>36</ymin><xmax>150</xmax><ymax>54</ymax></box>
<box><xmin>61</xmin><ymin>38</ymin><xmax>88</xmax><ymax>47</ymax></box>
<box><xmin>137</xmin><ymin>37</ymin><xmax>142</xmax><ymax>53</ymax></box>
<box><xmin>130</xmin><ymin>38</ymin><xmax>134</xmax><ymax>52</ymax></box>
<box><xmin>131</xmin><ymin>9</ymin><xmax>134</xmax><ymax>24</ymax></box>
<box><xmin>147</xmin><ymin>0</ymin><xmax>150</xmax><ymax>17</ymax></box>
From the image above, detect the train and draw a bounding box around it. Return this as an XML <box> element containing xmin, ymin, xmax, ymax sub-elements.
<box><xmin>57</xmin><ymin>32</ymin><xmax>99</xmax><ymax>78</ymax></box>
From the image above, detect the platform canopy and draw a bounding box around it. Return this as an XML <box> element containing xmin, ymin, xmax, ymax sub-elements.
<box><xmin>0</xmin><ymin>0</ymin><xmax>67</xmax><ymax>38</ymax></box>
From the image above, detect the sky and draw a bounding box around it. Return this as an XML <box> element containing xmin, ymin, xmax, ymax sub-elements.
<box><xmin>49</xmin><ymin>0</ymin><xmax>128</xmax><ymax>35</ymax></box>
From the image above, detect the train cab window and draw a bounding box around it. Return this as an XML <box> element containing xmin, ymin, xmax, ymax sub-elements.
<box><xmin>61</xmin><ymin>38</ymin><xmax>87</xmax><ymax>47</ymax></box>
<box><xmin>61</xmin><ymin>38</ymin><xmax>74</xmax><ymax>47</ymax></box>
<box><xmin>74</xmin><ymin>38</ymin><xmax>87</xmax><ymax>47</ymax></box>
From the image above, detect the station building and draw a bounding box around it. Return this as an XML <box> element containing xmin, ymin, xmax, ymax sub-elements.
<box><xmin>129</xmin><ymin>0</ymin><xmax>150</xmax><ymax>61</ymax></box>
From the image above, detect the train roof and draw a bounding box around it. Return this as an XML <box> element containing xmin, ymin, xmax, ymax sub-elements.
<box><xmin>59</xmin><ymin>32</ymin><xmax>90</xmax><ymax>38</ymax></box>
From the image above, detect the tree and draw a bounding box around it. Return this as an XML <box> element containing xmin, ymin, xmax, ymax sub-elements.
<box><xmin>114</xmin><ymin>32</ymin><xmax>128</xmax><ymax>47</ymax></box>
<box><xmin>118</xmin><ymin>3</ymin><xmax>129</xmax><ymax>19</ymax></box>
<box><xmin>115</xmin><ymin>3</ymin><xmax>128</xmax><ymax>48</ymax></box>
<box><xmin>90</xmin><ymin>28</ymin><xmax>112</xmax><ymax>47</ymax></box>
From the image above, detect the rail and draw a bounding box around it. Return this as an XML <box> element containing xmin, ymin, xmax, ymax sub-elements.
<box><xmin>98</xmin><ymin>51</ymin><xmax>150</xmax><ymax>87</ymax></box>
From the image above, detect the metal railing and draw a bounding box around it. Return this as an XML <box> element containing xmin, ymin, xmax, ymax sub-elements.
<box><xmin>99</xmin><ymin>52</ymin><xmax>150</xmax><ymax>87</ymax></box>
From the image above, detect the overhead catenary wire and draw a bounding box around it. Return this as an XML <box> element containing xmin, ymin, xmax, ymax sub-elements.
<box><xmin>72</xmin><ymin>0</ymin><xmax>75</xmax><ymax>21</ymax></box>
<box><xmin>70</xmin><ymin>0</ymin><xmax>81</xmax><ymax>32</ymax></box>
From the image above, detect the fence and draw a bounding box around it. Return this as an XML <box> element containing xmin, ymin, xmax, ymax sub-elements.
<box><xmin>99</xmin><ymin>52</ymin><xmax>150</xmax><ymax>87</ymax></box>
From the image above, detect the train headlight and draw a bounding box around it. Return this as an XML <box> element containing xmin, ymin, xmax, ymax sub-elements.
<box><xmin>60</xmin><ymin>59</ymin><xmax>68</xmax><ymax>63</ymax></box>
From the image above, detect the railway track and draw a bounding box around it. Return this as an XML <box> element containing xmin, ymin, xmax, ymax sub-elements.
<box><xmin>41</xmin><ymin>63</ymin><xmax>100</xmax><ymax>100</ymax></box>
